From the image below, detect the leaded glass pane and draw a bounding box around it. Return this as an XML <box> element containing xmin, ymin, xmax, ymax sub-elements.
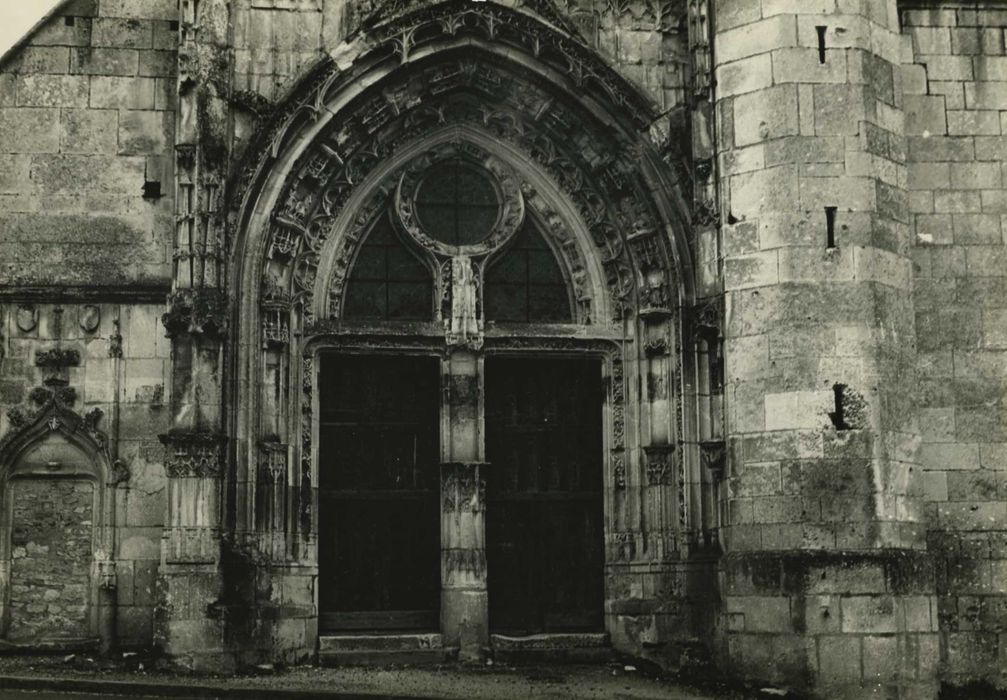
<box><xmin>344</xmin><ymin>216</ymin><xmax>432</xmax><ymax>320</ymax></box>
<box><xmin>484</xmin><ymin>222</ymin><xmax>572</xmax><ymax>323</ymax></box>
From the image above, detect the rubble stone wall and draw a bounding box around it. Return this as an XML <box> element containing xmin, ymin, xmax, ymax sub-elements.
<box><xmin>7</xmin><ymin>479</ymin><xmax>93</xmax><ymax>642</ymax></box>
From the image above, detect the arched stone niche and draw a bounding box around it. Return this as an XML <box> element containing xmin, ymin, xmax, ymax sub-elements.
<box><xmin>225</xmin><ymin>0</ymin><xmax>712</xmax><ymax>666</ymax></box>
<box><xmin>0</xmin><ymin>410</ymin><xmax>117</xmax><ymax>650</ymax></box>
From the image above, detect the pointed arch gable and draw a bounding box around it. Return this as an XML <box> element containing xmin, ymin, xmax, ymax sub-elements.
<box><xmin>224</xmin><ymin>0</ymin><xmax>702</xmax><ymax>587</ymax></box>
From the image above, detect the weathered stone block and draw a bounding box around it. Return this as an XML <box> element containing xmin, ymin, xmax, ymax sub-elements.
<box><xmin>734</xmin><ymin>85</ymin><xmax>800</xmax><ymax>146</ymax></box>
<box><xmin>731</xmin><ymin>164</ymin><xmax>799</xmax><ymax>213</ymax></box>
<box><xmin>99</xmin><ymin>0</ymin><xmax>178</xmax><ymax>20</ymax></box>
<box><xmin>716</xmin><ymin>15</ymin><xmax>797</xmax><ymax>65</ymax></box>
<box><xmin>774</xmin><ymin>47</ymin><xmax>849</xmax><ymax>85</ymax></box>
<box><xmin>3</xmin><ymin>46</ymin><xmax>70</xmax><ymax>74</ymax></box>
<box><xmin>92</xmin><ymin>17</ymin><xmax>153</xmax><ymax>49</ymax></box>
<box><xmin>60</xmin><ymin>108</ymin><xmax>118</xmax><ymax>154</ymax></box>
<box><xmin>904</xmin><ymin>94</ymin><xmax>947</xmax><ymax>136</ymax></box>
<box><xmin>15</xmin><ymin>75</ymin><xmax>89</xmax><ymax>108</ymax></box>
<box><xmin>817</xmin><ymin>635</ymin><xmax>862</xmax><ymax>684</ymax></box>
<box><xmin>138</xmin><ymin>50</ymin><xmax>176</xmax><ymax>78</ymax></box>
<box><xmin>70</xmin><ymin>47</ymin><xmax>139</xmax><ymax>76</ymax></box>
<box><xmin>717</xmin><ymin>54</ymin><xmax>774</xmax><ymax>99</ymax></box>
<box><xmin>965</xmin><ymin>81</ymin><xmax>1007</xmax><ymax>110</ymax></box>
<box><xmin>28</xmin><ymin>154</ymin><xmax>146</xmax><ymax>194</ymax></box>
<box><xmin>0</xmin><ymin>107</ymin><xmax>60</xmax><ymax>153</ymax></box>
<box><xmin>89</xmin><ymin>76</ymin><xmax>155</xmax><ymax>109</ymax></box>
<box><xmin>724</xmin><ymin>250</ymin><xmax>779</xmax><ymax>290</ymax></box>
<box><xmin>118</xmin><ymin>110</ymin><xmax>172</xmax><ymax>155</ymax></box>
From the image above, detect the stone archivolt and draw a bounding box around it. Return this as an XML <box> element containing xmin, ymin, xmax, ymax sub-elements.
<box><xmin>212</xmin><ymin>0</ymin><xmax>705</xmax><ymax>671</ymax></box>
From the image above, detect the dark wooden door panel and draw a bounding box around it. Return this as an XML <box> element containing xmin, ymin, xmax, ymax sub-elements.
<box><xmin>317</xmin><ymin>354</ymin><xmax>441</xmax><ymax>631</ymax></box>
<box><xmin>485</xmin><ymin>357</ymin><xmax>604</xmax><ymax>635</ymax></box>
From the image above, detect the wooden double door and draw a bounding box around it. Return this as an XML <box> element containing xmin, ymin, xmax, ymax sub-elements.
<box><xmin>317</xmin><ymin>353</ymin><xmax>603</xmax><ymax>634</ymax></box>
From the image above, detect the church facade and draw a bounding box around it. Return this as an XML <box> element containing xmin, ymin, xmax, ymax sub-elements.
<box><xmin>0</xmin><ymin>0</ymin><xmax>1004</xmax><ymax>697</ymax></box>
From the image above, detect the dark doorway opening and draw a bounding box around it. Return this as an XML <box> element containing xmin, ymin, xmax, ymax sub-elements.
<box><xmin>317</xmin><ymin>354</ymin><xmax>441</xmax><ymax>631</ymax></box>
<box><xmin>485</xmin><ymin>356</ymin><xmax>605</xmax><ymax>634</ymax></box>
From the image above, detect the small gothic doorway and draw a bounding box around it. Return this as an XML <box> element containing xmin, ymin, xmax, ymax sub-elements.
<box><xmin>317</xmin><ymin>353</ymin><xmax>441</xmax><ymax>631</ymax></box>
<box><xmin>485</xmin><ymin>356</ymin><xmax>604</xmax><ymax>634</ymax></box>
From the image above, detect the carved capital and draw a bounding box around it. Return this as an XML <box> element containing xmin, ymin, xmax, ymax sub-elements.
<box><xmin>159</xmin><ymin>431</ymin><xmax>226</xmax><ymax>478</ymax></box>
<box><xmin>162</xmin><ymin>288</ymin><xmax>228</xmax><ymax>339</ymax></box>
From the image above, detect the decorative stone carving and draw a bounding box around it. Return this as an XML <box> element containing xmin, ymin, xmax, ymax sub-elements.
<box><xmin>108</xmin><ymin>319</ymin><xmax>123</xmax><ymax>359</ymax></box>
<box><xmin>162</xmin><ymin>288</ymin><xmax>228</xmax><ymax>338</ymax></box>
<box><xmin>79</xmin><ymin>305</ymin><xmax>101</xmax><ymax>334</ymax></box>
<box><xmin>699</xmin><ymin>439</ymin><xmax>725</xmax><ymax>480</ymax></box>
<box><xmin>0</xmin><ymin>382</ymin><xmax>109</xmax><ymax>463</ymax></box>
<box><xmin>159</xmin><ymin>432</ymin><xmax>226</xmax><ymax>478</ymax></box>
<box><xmin>395</xmin><ymin>144</ymin><xmax>525</xmax><ymax>258</ymax></box>
<box><xmin>442</xmin><ymin>463</ymin><xmax>487</xmax><ymax>513</ymax></box>
<box><xmin>35</xmin><ymin>348</ymin><xmax>81</xmax><ymax>370</ymax></box>
<box><xmin>109</xmin><ymin>459</ymin><xmax>131</xmax><ymax>486</ymax></box>
<box><xmin>444</xmin><ymin>257</ymin><xmax>482</xmax><ymax>350</ymax></box>
<box><xmin>261</xmin><ymin>308</ymin><xmax>290</xmax><ymax>348</ymax></box>
<box><xmin>16</xmin><ymin>305</ymin><xmax>37</xmax><ymax>333</ymax></box>
<box><xmin>644</xmin><ymin>444</ymin><xmax>674</xmax><ymax>486</ymax></box>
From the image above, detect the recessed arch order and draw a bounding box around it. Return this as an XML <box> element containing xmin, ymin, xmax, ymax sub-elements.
<box><xmin>225</xmin><ymin>0</ymin><xmax>702</xmax><ymax>589</ymax></box>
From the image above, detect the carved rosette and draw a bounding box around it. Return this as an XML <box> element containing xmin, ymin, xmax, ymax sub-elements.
<box><xmin>159</xmin><ymin>432</ymin><xmax>226</xmax><ymax>478</ymax></box>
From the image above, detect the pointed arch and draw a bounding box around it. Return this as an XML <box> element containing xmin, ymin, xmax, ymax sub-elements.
<box><xmin>224</xmin><ymin>0</ymin><xmax>704</xmax><ymax>665</ymax></box>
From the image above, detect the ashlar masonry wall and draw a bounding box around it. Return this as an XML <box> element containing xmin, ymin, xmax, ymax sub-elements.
<box><xmin>903</xmin><ymin>4</ymin><xmax>1007</xmax><ymax>690</ymax></box>
<box><xmin>0</xmin><ymin>0</ymin><xmax>175</xmax><ymax>288</ymax></box>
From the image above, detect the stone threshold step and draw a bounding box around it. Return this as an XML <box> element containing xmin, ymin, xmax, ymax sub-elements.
<box><xmin>318</xmin><ymin>633</ymin><xmax>457</xmax><ymax>666</ymax></box>
<box><xmin>489</xmin><ymin>633</ymin><xmax>613</xmax><ymax>663</ymax></box>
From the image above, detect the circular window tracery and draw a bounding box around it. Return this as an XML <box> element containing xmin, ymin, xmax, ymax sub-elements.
<box><xmin>414</xmin><ymin>159</ymin><xmax>500</xmax><ymax>247</ymax></box>
<box><xmin>396</xmin><ymin>146</ymin><xmax>524</xmax><ymax>258</ymax></box>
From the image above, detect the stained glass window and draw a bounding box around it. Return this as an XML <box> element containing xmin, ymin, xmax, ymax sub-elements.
<box><xmin>343</xmin><ymin>215</ymin><xmax>432</xmax><ymax>320</ymax></box>
<box><xmin>414</xmin><ymin>159</ymin><xmax>500</xmax><ymax>246</ymax></box>
<box><xmin>484</xmin><ymin>222</ymin><xmax>572</xmax><ymax>323</ymax></box>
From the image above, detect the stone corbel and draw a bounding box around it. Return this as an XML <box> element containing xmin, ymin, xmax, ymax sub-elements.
<box><xmin>699</xmin><ymin>439</ymin><xmax>726</xmax><ymax>481</ymax></box>
<box><xmin>691</xmin><ymin>298</ymin><xmax>722</xmax><ymax>339</ymax></box>
<box><xmin>159</xmin><ymin>431</ymin><xmax>226</xmax><ymax>478</ymax></box>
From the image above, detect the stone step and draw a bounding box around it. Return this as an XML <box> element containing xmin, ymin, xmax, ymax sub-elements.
<box><xmin>319</xmin><ymin>632</ymin><xmax>444</xmax><ymax>652</ymax></box>
<box><xmin>318</xmin><ymin>633</ymin><xmax>456</xmax><ymax>666</ymax></box>
<box><xmin>489</xmin><ymin>632</ymin><xmax>613</xmax><ymax>664</ymax></box>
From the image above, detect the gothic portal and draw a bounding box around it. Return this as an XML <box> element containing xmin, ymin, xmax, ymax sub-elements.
<box><xmin>227</xmin><ymin>12</ymin><xmax>703</xmax><ymax>665</ymax></box>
